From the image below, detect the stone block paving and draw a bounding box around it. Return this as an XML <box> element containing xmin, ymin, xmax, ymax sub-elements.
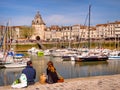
<box><xmin>0</xmin><ymin>74</ymin><xmax>120</xmax><ymax>90</ymax></box>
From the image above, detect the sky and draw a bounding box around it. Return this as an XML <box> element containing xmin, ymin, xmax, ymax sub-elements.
<box><xmin>0</xmin><ymin>0</ymin><xmax>120</xmax><ymax>26</ymax></box>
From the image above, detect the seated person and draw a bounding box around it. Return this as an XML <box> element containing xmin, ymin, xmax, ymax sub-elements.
<box><xmin>46</xmin><ymin>61</ymin><xmax>59</xmax><ymax>84</ymax></box>
<box><xmin>22</xmin><ymin>61</ymin><xmax>36</xmax><ymax>85</ymax></box>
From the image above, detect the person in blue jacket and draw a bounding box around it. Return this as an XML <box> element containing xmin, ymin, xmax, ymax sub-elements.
<box><xmin>22</xmin><ymin>60</ymin><xmax>36</xmax><ymax>85</ymax></box>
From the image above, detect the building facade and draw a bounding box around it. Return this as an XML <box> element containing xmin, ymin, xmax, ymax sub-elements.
<box><xmin>1</xmin><ymin>12</ymin><xmax>120</xmax><ymax>43</ymax></box>
<box><xmin>31</xmin><ymin>11</ymin><xmax>46</xmax><ymax>40</ymax></box>
<box><xmin>29</xmin><ymin>11</ymin><xmax>120</xmax><ymax>42</ymax></box>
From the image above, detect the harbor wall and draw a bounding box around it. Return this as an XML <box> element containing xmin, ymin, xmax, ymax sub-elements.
<box><xmin>0</xmin><ymin>74</ymin><xmax>120</xmax><ymax>90</ymax></box>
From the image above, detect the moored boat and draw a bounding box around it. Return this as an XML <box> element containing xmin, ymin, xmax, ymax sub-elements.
<box><xmin>2</xmin><ymin>53</ymin><xmax>30</xmax><ymax>68</ymax></box>
<box><xmin>109</xmin><ymin>56</ymin><xmax>120</xmax><ymax>60</ymax></box>
<box><xmin>108</xmin><ymin>50</ymin><xmax>120</xmax><ymax>60</ymax></box>
<box><xmin>4</xmin><ymin>62</ymin><xmax>26</xmax><ymax>68</ymax></box>
<box><xmin>74</xmin><ymin>50</ymin><xmax>108</xmax><ymax>62</ymax></box>
<box><xmin>62</xmin><ymin>56</ymin><xmax>75</xmax><ymax>61</ymax></box>
<box><xmin>75</xmin><ymin>55</ymin><xmax>108</xmax><ymax>62</ymax></box>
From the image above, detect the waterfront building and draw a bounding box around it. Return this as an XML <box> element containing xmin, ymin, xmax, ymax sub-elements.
<box><xmin>12</xmin><ymin>26</ymin><xmax>21</xmax><ymax>41</ymax></box>
<box><xmin>112</xmin><ymin>21</ymin><xmax>120</xmax><ymax>38</ymax></box>
<box><xmin>31</xmin><ymin>11</ymin><xmax>46</xmax><ymax>40</ymax></box>
<box><xmin>0</xmin><ymin>25</ymin><xmax>20</xmax><ymax>42</ymax></box>
<box><xmin>29</xmin><ymin>12</ymin><xmax>120</xmax><ymax>42</ymax></box>
<box><xmin>0</xmin><ymin>12</ymin><xmax>120</xmax><ymax>43</ymax></box>
<box><xmin>45</xmin><ymin>25</ymin><xmax>62</xmax><ymax>41</ymax></box>
<box><xmin>96</xmin><ymin>21</ymin><xmax>120</xmax><ymax>40</ymax></box>
<box><xmin>44</xmin><ymin>21</ymin><xmax>120</xmax><ymax>42</ymax></box>
<box><xmin>61</xmin><ymin>26</ymin><xmax>72</xmax><ymax>41</ymax></box>
<box><xmin>44</xmin><ymin>24</ymin><xmax>97</xmax><ymax>42</ymax></box>
<box><xmin>71</xmin><ymin>25</ymin><xmax>81</xmax><ymax>41</ymax></box>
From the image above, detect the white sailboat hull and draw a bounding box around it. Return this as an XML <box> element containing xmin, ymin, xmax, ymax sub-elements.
<box><xmin>4</xmin><ymin>63</ymin><xmax>26</xmax><ymax>68</ymax></box>
<box><xmin>108</xmin><ymin>56</ymin><xmax>120</xmax><ymax>60</ymax></box>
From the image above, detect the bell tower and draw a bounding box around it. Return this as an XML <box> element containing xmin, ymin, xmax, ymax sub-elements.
<box><xmin>31</xmin><ymin>11</ymin><xmax>46</xmax><ymax>40</ymax></box>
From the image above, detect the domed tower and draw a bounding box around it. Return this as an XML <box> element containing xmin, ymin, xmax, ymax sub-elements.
<box><xmin>31</xmin><ymin>11</ymin><xmax>46</xmax><ymax>40</ymax></box>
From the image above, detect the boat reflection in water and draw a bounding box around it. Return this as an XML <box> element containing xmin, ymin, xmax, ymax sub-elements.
<box><xmin>74</xmin><ymin>61</ymin><xmax>108</xmax><ymax>66</ymax></box>
<box><xmin>58</xmin><ymin>60</ymin><xmax>109</xmax><ymax>79</ymax></box>
<box><xmin>73</xmin><ymin>61</ymin><xmax>109</xmax><ymax>77</ymax></box>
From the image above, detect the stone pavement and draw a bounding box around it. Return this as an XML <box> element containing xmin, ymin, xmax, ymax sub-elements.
<box><xmin>0</xmin><ymin>74</ymin><xmax>120</xmax><ymax>90</ymax></box>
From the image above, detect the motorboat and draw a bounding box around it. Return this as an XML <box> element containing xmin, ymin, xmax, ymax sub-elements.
<box><xmin>75</xmin><ymin>51</ymin><xmax>108</xmax><ymax>62</ymax></box>
<box><xmin>75</xmin><ymin>55</ymin><xmax>108</xmax><ymax>62</ymax></box>
<box><xmin>108</xmin><ymin>50</ymin><xmax>120</xmax><ymax>60</ymax></box>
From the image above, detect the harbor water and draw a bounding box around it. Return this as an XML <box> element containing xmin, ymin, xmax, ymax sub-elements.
<box><xmin>0</xmin><ymin>55</ymin><xmax>120</xmax><ymax>86</ymax></box>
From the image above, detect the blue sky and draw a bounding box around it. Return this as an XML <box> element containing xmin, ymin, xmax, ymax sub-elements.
<box><xmin>0</xmin><ymin>0</ymin><xmax>120</xmax><ymax>26</ymax></box>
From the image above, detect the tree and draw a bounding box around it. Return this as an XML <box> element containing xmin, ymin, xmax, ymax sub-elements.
<box><xmin>20</xmin><ymin>26</ymin><xmax>34</xmax><ymax>39</ymax></box>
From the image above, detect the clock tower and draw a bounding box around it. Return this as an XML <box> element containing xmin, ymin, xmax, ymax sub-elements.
<box><xmin>31</xmin><ymin>11</ymin><xmax>46</xmax><ymax>40</ymax></box>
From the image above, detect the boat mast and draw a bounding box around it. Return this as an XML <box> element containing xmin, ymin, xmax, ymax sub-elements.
<box><xmin>3</xmin><ymin>22</ymin><xmax>9</xmax><ymax>51</ymax></box>
<box><xmin>88</xmin><ymin>5</ymin><xmax>91</xmax><ymax>49</ymax></box>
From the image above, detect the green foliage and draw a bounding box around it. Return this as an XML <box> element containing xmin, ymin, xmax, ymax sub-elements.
<box><xmin>19</xmin><ymin>26</ymin><xmax>34</xmax><ymax>39</ymax></box>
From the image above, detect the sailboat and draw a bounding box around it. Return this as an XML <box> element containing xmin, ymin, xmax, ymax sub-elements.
<box><xmin>0</xmin><ymin>22</ymin><xmax>28</xmax><ymax>68</ymax></box>
<box><xmin>0</xmin><ymin>23</ymin><xmax>9</xmax><ymax>64</ymax></box>
<box><xmin>75</xmin><ymin>5</ymin><xmax>108</xmax><ymax>62</ymax></box>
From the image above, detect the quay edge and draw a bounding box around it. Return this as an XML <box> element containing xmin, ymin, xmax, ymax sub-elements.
<box><xmin>0</xmin><ymin>74</ymin><xmax>120</xmax><ymax>90</ymax></box>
